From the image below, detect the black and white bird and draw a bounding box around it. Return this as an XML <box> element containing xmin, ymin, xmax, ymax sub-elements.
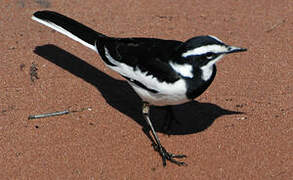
<box><xmin>32</xmin><ymin>11</ymin><xmax>246</xmax><ymax>166</ymax></box>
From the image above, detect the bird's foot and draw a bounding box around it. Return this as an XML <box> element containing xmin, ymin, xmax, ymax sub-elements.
<box><xmin>152</xmin><ymin>143</ymin><xmax>187</xmax><ymax>167</ymax></box>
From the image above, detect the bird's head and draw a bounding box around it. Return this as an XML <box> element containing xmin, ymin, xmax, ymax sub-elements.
<box><xmin>169</xmin><ymin>35</ymin><xmax>246</xmax><ymax>80</ymax></box>
<box><xmin>180</xmin><ymin>35</ymin><xmax>247</xmax><ymax>68</ymax></box>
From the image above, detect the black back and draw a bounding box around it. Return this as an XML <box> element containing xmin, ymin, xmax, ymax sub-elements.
<box><xmin>96</xmin><ymin>37</ymin><xmax>184</xmax><ymax>83</ymax></box>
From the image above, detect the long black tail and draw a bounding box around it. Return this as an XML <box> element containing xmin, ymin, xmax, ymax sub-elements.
<box><xmin>32</xmin><ymin>11</ymin><xmax>106</xmax><ymax>51</ymax></box>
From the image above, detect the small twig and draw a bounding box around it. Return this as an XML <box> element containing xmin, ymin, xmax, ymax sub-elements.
<box><xmin>28</xmin><ymin>107</ymin><xmax>91</xmax><ymax>120</ymax></box>
<box><xmin>265</xmin><ymin>18</ymin><xmax>286</xmax><ymax>33</ymax></box>
<box><xmin>28</xmin><ymin>110</ymin><xmax>69</xmax><ymax>119</ymax></box>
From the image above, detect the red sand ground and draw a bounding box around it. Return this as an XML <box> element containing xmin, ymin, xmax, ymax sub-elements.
<box><xmin>1</xmin><ymin>0</ymin><xmax>292</xmax><ymax>179</ymax></box>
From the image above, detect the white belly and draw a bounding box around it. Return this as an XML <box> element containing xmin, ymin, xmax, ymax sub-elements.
<box><xmin>128</xmin><ymin>80</ymin><xmax>190</xmax><ymax>106</ymax></box>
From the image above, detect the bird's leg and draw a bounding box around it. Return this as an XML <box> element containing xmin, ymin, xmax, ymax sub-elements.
<box><xmin>142</xmin><ymin>102</ymin><xmax>187</xmax><ymax>166</ymax></box>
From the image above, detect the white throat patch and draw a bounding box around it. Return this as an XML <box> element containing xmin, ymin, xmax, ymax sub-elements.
<box><xmin>200</xmin><ymin>55</ymin><xmax>224</xmax><ymax>81</ymax></box>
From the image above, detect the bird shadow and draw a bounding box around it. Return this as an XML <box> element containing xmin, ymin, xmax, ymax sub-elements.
<box><xmin>33</xmin><ymin>44</ymin><xmax>242</xmax><ymax>135</ymax></box>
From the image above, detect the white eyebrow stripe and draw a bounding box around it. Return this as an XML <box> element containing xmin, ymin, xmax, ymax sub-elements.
<box><xmin>182</xmin><ymin>45</ymin><xmax>228</xmax><ymax>57</ymax></box>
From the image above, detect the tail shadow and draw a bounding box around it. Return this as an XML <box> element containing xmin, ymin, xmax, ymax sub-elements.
<box><xmin>34</xmin><ymin>44</ymin><xmax>242</xmax><ymax>135</ymax></box>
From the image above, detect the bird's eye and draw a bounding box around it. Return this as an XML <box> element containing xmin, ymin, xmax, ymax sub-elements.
<box><xmin>206</xmin><ymin>55</ymin><xmax>214</xmax><ymax>60</ymax></box>
<box><xmin>205</xmin><ymin>53</ymin><xmax>216</xmax><ymax>60</ymax></box>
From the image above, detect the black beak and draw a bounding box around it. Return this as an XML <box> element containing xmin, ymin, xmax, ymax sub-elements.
<box><xmin>226</xmin><ymin>46</ymin><xmax>247</xmax><ymax>54</ymax></box>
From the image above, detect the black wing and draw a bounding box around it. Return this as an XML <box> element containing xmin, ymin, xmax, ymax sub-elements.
<box><xmin>96</xmin><ymin>37</ymin><xmax>183</xmax><ymax>83</ymax></box>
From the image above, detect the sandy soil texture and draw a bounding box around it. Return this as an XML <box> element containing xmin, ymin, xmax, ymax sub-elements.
<box><xmin>0</xmin><ymin>0</ymin><xmax>292</xmax><ymax>179</ymax></box>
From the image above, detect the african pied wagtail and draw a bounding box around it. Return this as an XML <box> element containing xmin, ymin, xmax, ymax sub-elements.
<box><xmin>32</xmin><ymin>11</ymin><xmax>247</xmax><ymax>166</ymax></box>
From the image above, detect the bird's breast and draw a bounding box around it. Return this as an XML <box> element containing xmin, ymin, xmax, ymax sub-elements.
<box><xmin>128</xmin><ymin>78</ymin><xmax>190</xmax><ymax>106</ymax></box>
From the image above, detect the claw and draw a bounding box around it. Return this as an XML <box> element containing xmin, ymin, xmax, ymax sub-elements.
<box><xmin>154</xmin><ymin>144</ymin><xmax>187</xmax><ymax>166</ymax></box>
<box><xmin>170</xmin><ymin>154</ymin><xmax>187</xmax><ymax>158</ymax></box>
